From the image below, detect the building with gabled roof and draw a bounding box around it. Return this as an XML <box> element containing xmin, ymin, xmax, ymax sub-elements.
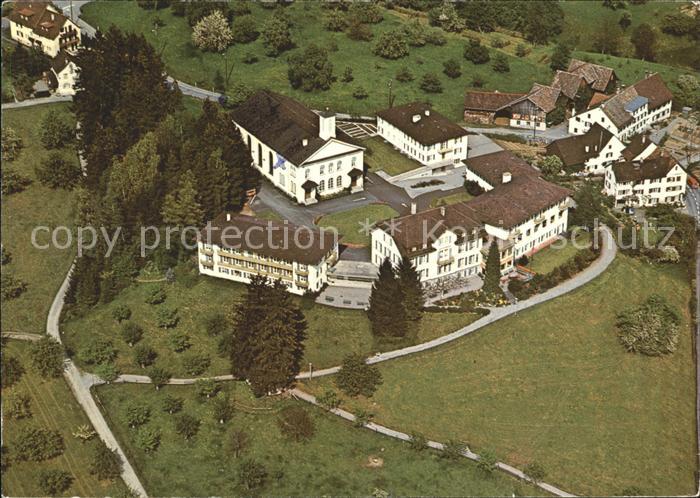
<box><xmin>47</xmin><ymin>50</ymin><xmax>78</xmax><ymax>96</ymax></box>
<box><xmin>376</xmin><ymin>102</ymin><xmax>470</xmax><ymax>168</ymax></box>
<box><xmin>604</xmin><ymin>155</ymin><xmax>686</xmax><ymax>208</ymax></box>
<box><xmin>231</xmin><ymin>90</ymin><xmax>365</xmax><ymax>205</ymax></box>
<box><xmin>568</xmin><ymin>73</ymin><xmax>673</xmax><ymax>140</ymax></box>
<box><xmin>566</xmin><ymin>59</ymin><xmax>617</xmax><ymax>93</ymax></box>
<box><xmin>8</xmin><ymin>2</ymin><xmax>81</xmax><ymax>58</ymax></box>
<box><xmin>546</xmin><ymin>124</ymin><xmax>624</xmax><ymax>175</ymax></box>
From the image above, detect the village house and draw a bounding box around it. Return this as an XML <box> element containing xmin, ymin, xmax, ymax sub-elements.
<box><xmin>372</xmin><ymin>151</ymin><xmax>571</xmax><ymax>283</ymax></box>
<box><xmin>232</xmin><ymin>90</ymin><xmax>365</xmax><ymax>205</ymax></box>
<box><xmin>604</xmin><ymin>155</ymin><xmax>687</xmax><ymax>208</ymax></box>
<box><xmin>8</xmin><ymin>2</ymin><xmax>81</xmax><ymax>58</ymax></box>
<box><xmin>546</xmin><ymin>124</ymin><xmax>625</xmax><ymax>175</ymax></box>
<box><xmin>463</xmin><ymin>90</ymin><xmax>526</xmax><ymax>126</ymax></box>
<box><xmin>198</xmin><ymin>213</ymin><xmax>340</xmax><ymax>295</ymax></box>
<box><xmin>563</xmin><ymin>59</ymin><xmax>618</xmax><ymax>95</ymax></box>
<box><xmin>376</xmin><ymin>102</ymin><xmax>469</xmax><ymax>171</ymax></box>
<box><xmin>47</xmin><ymin>50</ymin><xmax>78</xmax><ymax>96</ymax></box>
<box><xmin>568</xmin><ymin>73</ymin><xmax>673</xmax><ymax>140</ymax></box>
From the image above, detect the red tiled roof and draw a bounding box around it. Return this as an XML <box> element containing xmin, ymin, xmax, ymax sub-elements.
<box><xmin>8</xmin><ymin>2</ymin><xmax>70</xmax><ymax>40</ymax></box>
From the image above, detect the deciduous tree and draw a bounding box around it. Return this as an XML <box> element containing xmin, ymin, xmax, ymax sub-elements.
<box><xmin>192</xmin><ymin>10</ymin><xmax>234</xmax><ymax>52</ymax></box>
<box><xmin>287</xmin><ymin>44</ymin><xmax>334</xmax><ymax>92</ymax></box>
<box><xmin>335</xmin><ymin>353</ymin><xmax>383</xmax><ymax>397</ymax></box>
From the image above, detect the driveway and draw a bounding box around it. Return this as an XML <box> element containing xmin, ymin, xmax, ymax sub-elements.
<box><xmin>465</xmin><ymin>122</ymin><xmax>571</xmax><ymax>142</ymax></box>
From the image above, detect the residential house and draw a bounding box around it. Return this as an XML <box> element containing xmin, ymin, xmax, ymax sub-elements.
<box><xmin>372</xmin><ymin>151</ymin><xmax>571</xmax><ymax>283</ymax></box>
<box><xmin>604</xmin><ymin>155</ymin><xmax>687</xmax><ymax>208</ymax></box>
<box><xmin>47</xmin><ymin>50</ymin><xmax>78</xmax><ymax>96</ymax></box>
<box><xmin>198</xmin><ymin>213</ymin><xmax>340</xmax><ymax>295</ymax></box>
<box><xmin>545</xmin><ymin>124</ymin><xmax>625</xmax><ymax>175</ymax></box>
<box><xmin>568</xmin><ymin>73</ymin><xmax>673</xmax><ymax>140</ymax></box>
<box><xmin>8</xmin><ymin>2</ymin><xmax>81</xmax><ymax>58</ymax></box>
<box><xmin>565</xmin><ymin>59</ymin><xmax>618</xmax><ymax>94</ymax></box>
<box><xmin>376</xmin><ymin>102</ymin><xmax>470</xmax><ymax>170</ymax></box>
<box><xmin>231</xmin><ymin>90</ymin><xmax>365</xmax><ymax>205</ymax></box>
<box><xmin>621</xmin><ymin>132</ymin><xmax>658</xmax><ymax>162</ymax></box>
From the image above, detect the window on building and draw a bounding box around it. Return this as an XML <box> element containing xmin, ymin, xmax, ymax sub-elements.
<box><xmin>319</xmin><ymin>180</ymin><xmax>325</xmax><ymax>191</ymax></box>
<box><xmin>336</xmin><ymin>175</ymin><xmax>342</xmax><ymax>187</ymax></box>
<box><xmin>328</xmin><ymin>177</ymin><xmax>334</xmax><ymax>189</ymax></box>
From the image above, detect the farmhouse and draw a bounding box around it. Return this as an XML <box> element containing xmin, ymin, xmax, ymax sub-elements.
<box><xmin>565</xmin><ymin>58</ymin><xmax>618</xmax><ymax>94</ymax></box>
<box><xmin>8</xmin><ymin>2</ymin><xmax>81</xmax><ymax>58</ymax></box>
<box><xmin>568</xmin><ymin>73</ymin><xmax>673</xmax><ymax>140</ymax></box>
<box><xmin>47</xmin><ymin>50</ymin><xmax>78</xmax><ymax>96</ymax></box>
<box><xmin>604</xmin><ymin>155</ymin><xmax>687</xmax><ymax>208</ymax></box>
<box><xmin>463</xmin><ymin>91</ymin><xmax>526</xmax><ymax>125</ymax></box>
<box><xmin>376</xmin><ymin>102</ymin><xmax>469</xmax><ymax>169</ymax></box>
<box><xmin>198</xmin><ymin>212</ymin><xmax>340</xmax><ymax>295</ymax></box>
<box><xmin>372</xmin><ymin>151</ymin><xmax>571</xmax><ymax>283</ymax></box>
<box><xmin>232</xmin><ymin>90</ymin><xmax>365</xmax><ymax>205</ymax></box>
<box><xmin>546</xmin><ymin>124</ymin><xmax>625</xmax><ymax>175</ymax></box>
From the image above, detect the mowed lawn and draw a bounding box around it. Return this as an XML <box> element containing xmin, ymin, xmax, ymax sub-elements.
<box><xmin>364</xmin><ymin>136</ymin><xmax>423</xmax><ymax>176</ymax></box>
<box><xmin>527</xmin><ymin>231</ymin><xmax>592</xmax><ymax>275</ymax></box>
<box><xmin>429</xmin><ymin>190</ymin><xmax>473</xmax><ymax>208</ymax></box>
<box><xmin>94</xmin><ymin>382</ymin><xmax>539</xmax><ymax>496</ymax></box>
<box><xmin>1</xmin><ymin>341</ymin><xmax>126</xmax><ymax>497</ymax></box>
<box><xmin>316</xmin><ymin>204</ymin><xmax>398</xmax><ymax>246</ymax></box>
<box><xmin>62</xmin><ymin>273</ymin><xmax>480</xmax><ymax>376</ymax></box>
<box><xmin>302</xmin><ymin>256</ymin><xmax>696</xmax><ymax>496</ymax></box>
<box><xmin>1</xmin><ymin>104</ymin><xmax>78</xmax><ymax>334</ymax></box>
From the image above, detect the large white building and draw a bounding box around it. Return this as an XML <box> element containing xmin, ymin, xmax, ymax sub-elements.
<box><xmin>568</xmin><ymin>73</ymin><xmax>673</xmax><ymax>141</ymax></box>
<box><xmin>232</xmin><ymin>91</ymin><xmax>364</xmax><ymax>205</ymax></box>
<box><xmin>8</xmin><ymin>2</ymin><xmax>81</xmax><ymax>58</ymax></box>
<box><xmin>198</xmin><ymin>213</ymin><xmax>340</xmax><ymax>295</ymax></box>
<box><xmin>376</xmin><ymin>102</ymin><xmax>469</xmax><ymax>170</ymax></box>
<box><xmin>604</xmin><ymin>155</ymin><xmax>687</xmax><ymax>208</ymax></box>
<box><xmin>373</xmin><ymin>151</ymin><xmax>572</xmax><ymax>283</ymax></box>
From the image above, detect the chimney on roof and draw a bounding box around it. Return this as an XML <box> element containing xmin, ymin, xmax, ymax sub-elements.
<box><xmin>424</xmin><ymin>109</ymin><xmax>430</xmax><ymax>116</ymax></box>
<box><xmin>302</xmin><ymin>138</ymin><xmax>308</xmax><ymax>147</ymax></box>
<box><xmin>226</xmin><ymin>213</ymin><xmax>232</xmax><ymax>222</ymax></box>
<box><xmin>440</xmin><ymin>206</ymin><xmax>446</xmax><ymax>217</ymax></box>
<box><xmin>412</xmin><ymin>114</ymin><xmax>421</xmax><ymax>123</ymax></box>
<box><xmin>502</xmin><ymin>172</ymin><xmax>512</xmax><ymax>184</ymax></box>
<box><xmin>318</xmin><ymin>110</ymin><xmax>335</xmax><ymax>141</ymax></box>
<box><xmin>411</xmin><ymin>202</ymin><xmax>417</xmax><ymax>214</ymax></box>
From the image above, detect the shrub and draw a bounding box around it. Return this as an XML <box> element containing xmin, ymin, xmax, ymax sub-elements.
<box><xmin>212</xmin><ymin>393</ymin><xmax>234</xmax><ymax>423</ymax></box>
<box><xmin>35</xmin><ymin>152</ymin><xmax>82</xmax><ymax>189</ymax></box>
<box><xmin>157</xmin><ymin>307</ymin><xmax>179</xmax><ymax>328</ymax></box>
<box><xmin>90</xmin><ymin>440</ymin><xmax>122</xmax><ymax>480</ymax></box>
<box><xmin>426</xmin><ymin>29</ymin><xmax>446</xmax><ymax>46</ymax></box>
<box><xmin>403</xmin><ymin>19</ymin><xmax>426</xmax><ymax>47</ymax></box>
<box><xmin>94</xmin><ymin>363</ymin><xmax>120</xmax><ymax>382</ymax></box>
<box><xmin>353</xmin><ymin>86</ymin><xmax>369</xmax><ymax>99</ymax></box>
<box><xmin>124</xmin><ymin>402</ymin><xmax>151</xmax><ymax>428</ymax></box>
<box><xmin>14</xmin><ymin>427</ymin><xmax>64</xmax><ymax>461</ymax></box>
<box><xmin>231</xmin><ymin>15</ymin><xmax>258</xmax><ymax>43</ymax></box>
<box><xmin>6</xmin><ymin>391</ymin><xmax>32</xmax><ymax>419</ymax></box>
<box><xmin>78</xmin><ymin>337</ymin><xmax>117</xmax><ymax>365</ymax></box>
<box><xmin>353</xmin><ymin>409</ymin><xmax>373</xmax><ymax>428</ymax></box>
<box><xmin>316</xmin><ymin>389</ymin><xmax>341</xmax><ymax>410</ymax></box>
<box><xmin>346</xmin><ymin>19</ymin><xmax>373</xmax><ymax>41</ymax></box>
<box><xmin>174</xmin><ymin>413</ymin><xmax>200</xmax><ymax>440</ymax></box>
<box><xmin>192</xmin><ymin>10</ymin><xmax>233</xmax><ymax>52</ymax></box>
<box><xmin>477</xmin><ymin>449</ymin><xmax>497</xmax><ymax>473</ymax></box>
<box><xmin>145</xmin><ymin>285</ymin><xmax>166</xmax><ymax>305</ymax></box>
<box><xmin>29</xmin><ymin>337</ymin><xmax>64</xmax><ymax>378</ymax></box>
<box><xmin>195</xmin><ymin>378</ymin><xmax>220</xmax><ymax>399</ymax></box>
<box><xmin>349</xmin><ymin>1</ymin><xmax>383</xmax><ymax>23</ymax></box>
<box><xmin>515</xmin><ymin>43</ymin><xmax>528</xmax><ymax>57</ymax></box>
<box><xmin>112</xmin><ymin>304</ymin><xmax>131</xmax><ymax>322</ymax></box>
<box><xmin>287</xmin><ymin>44</ymin><xmax>333</xmax><ymax>92</ymax></box>
<box><xmin>120</xmin><ymin>322</ymin><xmax>143</xmax><ymax>346</ymax></box>
<box><xmin>147</xmin><ymin>366</ymin><xmax>171</xmax><ymax>389</ymax></box>
<box><xmin>464</xmin><ymin>39</ymin><xmax>490</xmax><ymax>64</ymax></box>
<box><xmin>373</xmin><ymin>30</ymin><xmax>409</xmax><ymax>59</ymax></box>
<box><xmin>323</xmin><ymin>10</ymin><xmax>346</xmax><ymax>32</ymax></box>
<box><xmin>523</xmin><ymin>462</ymin><xmax>546</xmax><ymax>482</ymax></box>
<box><xmin>341</xmin><ymin>66</ymin><xmax>354</xmax><ymax>83</ymax></box>
<box><xmin>442</xmin><ymin>58</ymin><xmax>461</xmax><ymax>79</ymax></box>
<box><xmin>419</xmin><ymin>72</ymin><xmax>443</xmax><ymax>93</ymax></box>
<box><xmin>395</xmin><ymin>66</ymin><xmax>414</xmax><ymax>82</ymax></box>
<box><xmin>408</xmin><ymin>432</ymin><xmax>427</xmax><ymax>451</ymax></box>
<box><xmin>490</xmin><ymin>37</ymin><xmax>508</xmax><ymax>48</ymax></box>
<box><xmin>441</xmin><ymin>439</ymin><xmax>466</xmax><ymax>460</ymax></box>
<box><xmin>260</xmin><ymin>16</ymin><xmax>293</xmax><ymax>56</ymax></box>
<box><xmin>335</xmin><ymin>353</ymin><xmax>383</xmax><ymax>397</ymax></box>
<box><xmin>168</xmin><ymin>330</ymin><xmax>191</xmax><ymax>352</ymax></box>
<box><xmin>238</xmin><ymin>459</ymin><xmax>267</xmax><ymax>490</ymax></box>
<box><xmin>162</xmin><ymin>394</ymin><xmax>184</xmax><ymax>414</ymax></box>
<box><xmin>1</xmin><ymin>168</ymin><xmax>32</xmax><ymax>195</ymax></box>
<box><xmin>135</xmin><ymin>427</ymin><xmax>161</xmax><ymax>453</ymax></box>
<box><xmin>134</xmin><ymin>345</ymin><xmax>157</xmax><ymax>368</ymax></box>
<box><xmin>616</xmin><ymin>294</ymin><xmax>680</xmax><ymax>355</ymax></box>
<box><xmin>1</xmin><ymin>354</ymin><xmax>24</xmax><ymax>388</ymax></box>
<box><xmin>39</xmin><ymin>109</ymin><xmax>74</xmax><ymax>149</ymax></box>
<box><xmin>182</xmin><ymin>352</ymin><xmax>211</xmax><ymax>375</ymax></box>
<box><xmin>37</xmin><ymin>469</ymin><xmax>73</xmax><ymax>495</ymax></box>
<box><xmin>492</xmin><ymin>53</ymin><xmax>510</xmax><ymax>72</ymax></box>
<box><xmin>277</xmin><ymin>406</ymin><xmax>315</xmax><ymax>442</ymax></box>
<box><xmin>1</xmin><ymin>272</ymin><xmax>27</xmax><ymax>300</ymax></box>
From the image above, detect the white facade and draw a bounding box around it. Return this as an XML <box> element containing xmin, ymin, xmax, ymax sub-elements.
<box><xmin>371</xmin><ymin>224</ymin><xmax>482</xmax><ymax>284</ymax></box>
<box><xmin>377</xmin><ymin>114</ymin><xmax>468</xmax><ymax>167</ymax></box>
<box><xmin>509</xmin><ymin>117</ymin><xmax>546</xmax><ymax>131</ymax></box>
<box><xmin>198</xmin><ymin>240</ymin><xmax>338</xmax><ymax>296</ymax></box>
<box><xmin>9</xmin><ymin>7</ymin><xmax>81</xmax><ymax>58</ymax></box>
<box><xmin>604</xmin><ymin>162</ymin><xmax>687</xmax><ymax>208</ymax></box>
<box><xmin>235</xmin><ymin>119</ymin><xmax>364</xmax><ymax>206</ymax></box>
<box><xmin>52</xmin><ymin>60</ymin><xmax>78</xmax><ymax>96</ymax></box>
<box><xmin>569</xmin><ymin>100</ymin><xmax>672</xmax><ymax>141</ymax></box>
<box><xmin>582</xmin><ymin>136</ymin><xmax>626</xmax><ymax>175</ymax></box>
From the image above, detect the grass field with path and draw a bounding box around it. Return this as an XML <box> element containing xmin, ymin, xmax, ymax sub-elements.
<box><xmin>316</xmin><ymin>204</ymin><xmax>398</xmax><ymax>246</ymax></box>
<box><xmin>94</xmin><ymin>381</ymin><xmax>539</xmax><ymax>496</ymax></box>
<box><xmin>1</xmin><ymin>104</ymin><xmax>78</xmax><ymax>335</ymax></box>
<box><xmin>62</xmin><ymin>272</ymin><xmax>480</xmax><ymax>376</ymax></box>
<box><xmin>302</xmin><ymin>256</ymin><xmax>696</xmax><ymax>496</ymax></box>
<box><xmin>82</xmin><ymin>2</ymin><xmax>696</xmax><ymax>122</ymax></box>
<box><xmin>1</xmin><ymin>341</ymin><xmax>126</xmax><ymax>497</ymax></box>
<box><xmin>364</xmin><ymin>136</ymin><xmax>423</xmax><ymax>176</ymax></box>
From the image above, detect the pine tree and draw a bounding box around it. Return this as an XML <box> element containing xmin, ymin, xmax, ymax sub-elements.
<box><xmin>161</xmin><ymin>169</ymin><xmax>204</xmax><ymax>227</ymax></box>
<box><xmin>482</xmin><ymin>241</ymin><xmax>502</xmax><ymax>298</ymax></box>
<box><xmin>367</xmin><ymin>259</ymin><xmax>407</xmax><ymax>338</ymax></box>
<box><xmin>396</xmin><ymin>256</ymin><xmax>424</xmax><ymax>322</ymax></box>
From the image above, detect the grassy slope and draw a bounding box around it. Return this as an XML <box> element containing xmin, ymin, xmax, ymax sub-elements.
<box><xmin>316</xmin><ymin>204</ymin><xmax>398</xmax><ymax>245</ymax></box>
<box><xmin>1</xmin><ymin>104</ymin><xmax>78</xmax><ymax>334</ymax></box>
<box><xmin>302</xmin><ymin>256</ymin><xmax>696</xmax><ymax>496</ymax></box>
<box><xmin>527</xmin><ymin>231</ymin><xmax>592</xmax><ymax>275</ymax></box>
<box><xmin>62</xmin><ymin>274</ymin><xmax>480</xmax><ymax>375</ymax></box>
<box><xmin>1</xmin><ymin>341</ymin><xmax>126</xmax><ymax>497</ymax></box>
<box><xmin>364</xmin><ymin>136</ymin><xmax>423</xmax><ymax>176</ymax></box>
<box><xmin>94</xmin><ymin>382</ymin><xmax>539</xmax><ymax>496</ymax></box>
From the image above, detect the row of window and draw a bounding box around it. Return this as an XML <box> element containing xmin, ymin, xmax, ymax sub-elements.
<box><xmin>318</xmin><ymin>176</ymin><xmax>343</xmax><ymax>192</ymax></box>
